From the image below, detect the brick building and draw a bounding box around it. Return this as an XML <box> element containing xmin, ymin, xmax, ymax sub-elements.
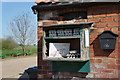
<box><xmin>32</xmin><ymin>1</ymin><xmax>120</xmax><ymax>79</ymax></box>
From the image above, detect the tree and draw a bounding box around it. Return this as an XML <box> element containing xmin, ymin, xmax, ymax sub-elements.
<box><xmin>2</xmin><ymin>37</ymin><xmax>18</xmax><ymax>50</ymax></box>
<box><xmin>10</xmin><ymin>13</ymin><xmax>36</xmax><ymax>54</ymax></box>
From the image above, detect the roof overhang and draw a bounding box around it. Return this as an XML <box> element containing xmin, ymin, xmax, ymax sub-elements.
<box><xmin>32</xmin><ymin>2</ymin><xmax>95</xmax><ymax>14</ymax></box>
<box><xmin>39</xmin><ymin>22</ymin><xmax>93</xmax><ymax>29</ymax></box>
<box><xmin>35</xmin><ymin>0</ymin><xmax>120</xmax><ymax>4</ymax></box>
<box><xmin>31</xmin><ymin>2</ymin><xmax>119</xmax><ymax>14</ymax></box>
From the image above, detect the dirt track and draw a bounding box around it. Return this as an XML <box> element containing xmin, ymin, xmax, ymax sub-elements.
<box><xmin>1</xmin><ymin>56</ymin><xmax>37</xmax><ymax>78</ymax></box>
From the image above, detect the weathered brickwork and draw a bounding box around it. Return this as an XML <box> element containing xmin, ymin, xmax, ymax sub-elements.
<box><xmin>88</xmin><ymin>3</ymin><xmax>120</xmax><ymax>78</ymax></box>
<box><xmin>37</xmin><ymin>3</ymin><xmax>120</xmax><ymax>79</ymax></box>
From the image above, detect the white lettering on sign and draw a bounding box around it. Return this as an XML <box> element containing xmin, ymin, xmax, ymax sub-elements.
<box><xmin>49</xmin><ymin>43</ymin><xmax>70</xmax><ymax>57</ymax></box>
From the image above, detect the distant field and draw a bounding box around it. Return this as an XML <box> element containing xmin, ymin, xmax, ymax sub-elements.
<box><xmin>1</xmin><ymin>45</ymin><xmax>37</xmax><ymax>58</ymax></box>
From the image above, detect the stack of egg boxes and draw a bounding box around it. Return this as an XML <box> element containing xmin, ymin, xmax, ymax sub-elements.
<box><xmin>73</xmin><ymin>28</ymin><xmax>80</xmax><ymax>36</ymax></box>
<box><xmin>49</xmin><ymin>30</ymin><xmax>57</xmax><ymax>37</ymax></box>
<box><xmin>49</xmin><ymin>28</ymin><xmax>80</xmax><ymax>37</ymax></box>
<box><xmin>64</xmin><ymin>29</ymin><xmax>72</xmax><ymax>36</ymax></box>
<box><xmin>57</xmin><ymin>29</ymin><xmax>64</xmax><ymax>36</ymax></box>
<box><xmin>66</xmin><ymin>50</ymin><xmax>80</xmax><ymax>58</ymax></box>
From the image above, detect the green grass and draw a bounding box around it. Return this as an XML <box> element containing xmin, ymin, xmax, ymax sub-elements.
<box><xmin>1</xmin><ymin>45</ymin><xmax>37</xmax><ymax>58</ymax></box>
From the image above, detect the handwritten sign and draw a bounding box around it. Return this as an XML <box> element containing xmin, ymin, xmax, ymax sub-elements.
<box><xmin>49</xmin><ymin>43</ymin><xmax>70</xmax><ymax>57</ymax></box>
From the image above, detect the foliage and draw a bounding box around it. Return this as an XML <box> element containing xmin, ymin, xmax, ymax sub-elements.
<box><xmin>26</xmin><ymin>45</ymin><xmax>37</xmax><ymax>54</ymax></box>
<box><xmin>0</xmin><ymin>38</ymin><xmax>2</xmax><ymax>50</ymax></box>
<box><xmin>2</xmin><ymin>45</ymin><xmax>37</xmax><ymax>55</ymax></box>
<box><xmin>2</xmin><ymin>37</ymin><xmax>18</xmax><ymax>50</ymax></box>
<box><xmin>2</xmin><ymin>45</ymin><xmax>37</xmax><ymax>58</ymax></box>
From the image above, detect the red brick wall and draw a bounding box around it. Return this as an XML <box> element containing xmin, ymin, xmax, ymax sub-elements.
<box><xmin>88</xmin><ymin>3</ymin><xmax>119</xmax><ymax>78</ymax></box>
<box><xmin>38</xmin><ymin>27</ymin><xmax>53</xmax><ymax>78</ymax></box>
<box><xmin>37</xmin><ymin>3</ymin><xmax>120</xmax><ymax>79</ymax></box>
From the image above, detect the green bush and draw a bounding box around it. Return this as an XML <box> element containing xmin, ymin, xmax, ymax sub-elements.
<box><xmin>26</xmin><ymin>45</ymin><xmax>37</xmax><ymax>54</ymax></box>
<box><xmin>2</xmin><ymin>45</ymin><xmax>37</xmax><ymax>57</ymax></box>
<box><xmin>2</xmin><ymin>37</ymin><xmax>18</xmax><ymax>50</ymax></box>
<box><xmin>0</xmin><ymin>39</ymin><xmax>2</xmax><ymax>50</ymax></box>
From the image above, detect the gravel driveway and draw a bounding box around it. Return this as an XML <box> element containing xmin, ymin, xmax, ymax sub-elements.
<box><xmin>1</xmin><ymin>56</ymin><xmax>37</xmax><ymax>78</ymax></box>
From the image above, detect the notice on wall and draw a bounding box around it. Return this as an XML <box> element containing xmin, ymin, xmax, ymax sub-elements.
<box><xmin>49</xmin><ymin>43</ymin><xmax>70</xmax><ymax>57</ymax></box>
<box><xmin>84</xmin><ymin>28</ymin><xmax>89</xmax><ymax>47</ymax></box>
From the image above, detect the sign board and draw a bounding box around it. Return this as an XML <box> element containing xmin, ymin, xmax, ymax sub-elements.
<box><xmin>49</xmin><ymin>43</ymin><xmax>70</xmax><ymax>57</ymax></box>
